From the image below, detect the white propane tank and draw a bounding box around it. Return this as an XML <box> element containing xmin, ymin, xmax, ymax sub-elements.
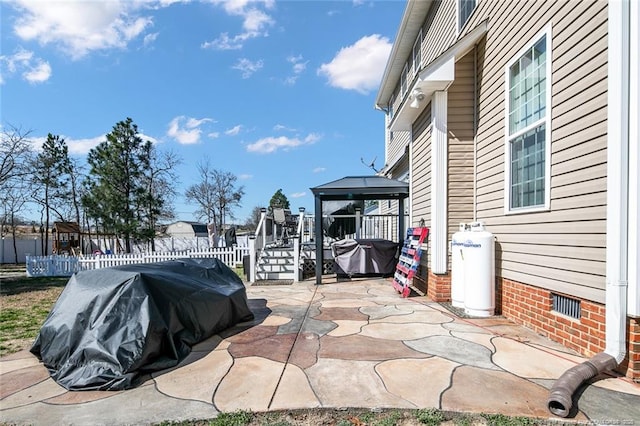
<box><xmin>463</xmin><ymin>222</ymin><xmax>495</xmax><ymax>317</ymax></box>
<box><xmin>450</xmin><ymin>223</ymin><xmax>468</xmax><ymax>308</ymax></box>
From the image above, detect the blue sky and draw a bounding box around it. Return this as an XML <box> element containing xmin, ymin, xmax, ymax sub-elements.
<box><xmin>1</xmin><ymin>0</ymin><xmax>404</xmax><ymax>224</ymax></box>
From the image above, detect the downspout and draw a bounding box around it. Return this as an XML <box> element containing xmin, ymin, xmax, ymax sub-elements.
<box><xmin>547</xmin><ymin>0</ymin><xmax>630</xmax><ymax>417</ymax></box>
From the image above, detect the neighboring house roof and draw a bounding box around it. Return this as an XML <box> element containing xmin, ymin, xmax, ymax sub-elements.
<box><xmin>166</xmin><ymin>221</ymin><xmax>209</xmax><ymax>236</ymax></box>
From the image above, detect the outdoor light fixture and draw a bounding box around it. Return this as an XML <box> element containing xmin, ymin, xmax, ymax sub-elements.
<box><xmin>410</xmin><ymin>88</ymin><xmax>425</xmax><ymax>108</ymax></box>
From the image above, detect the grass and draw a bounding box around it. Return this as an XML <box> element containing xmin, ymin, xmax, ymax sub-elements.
<box><xmin>0</xmin><ymin>271</ymin><xmax>68</xmax><ymax>356</ymax></box>
<box><xmin>154</xmin><ymin>409</ymin><xmax>545</xmax><ymax>425</ymax></box>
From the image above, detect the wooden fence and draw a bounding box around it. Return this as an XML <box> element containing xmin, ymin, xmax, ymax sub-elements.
<box><xmin>25</xmin><ymin>246</ymin><xmax>250</xmax><ymax>277</ymax></box>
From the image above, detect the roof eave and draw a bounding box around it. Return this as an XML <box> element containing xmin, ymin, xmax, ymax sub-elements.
<box><xmin>375</xmin><ymin>0</ymin><xmax>434</xmax><ymax>108</ymax></box>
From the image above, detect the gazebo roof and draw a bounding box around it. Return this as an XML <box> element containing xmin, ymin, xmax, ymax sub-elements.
<box><xmin>310</xmin><ymin>175</ymin><xmax>409</xmax><ymax>200</ymax></box>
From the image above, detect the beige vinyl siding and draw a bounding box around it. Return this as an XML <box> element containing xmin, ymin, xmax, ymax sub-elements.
<box><xmin>471</xmin><ymin>0</ymin><xmax>608</xmax><ymax>302</ymax></box>
<box><xmin>380</xmin><ymin>154</ymin><xmax>409</xmax><ymax>219</ymax></box>
<box><xmin>411</xmin><ymin>103</ymin><xmax>432</xmax><ymax>288</ymax></box>
<box><xmin>386</xmin><ymin>130</ymin><xmax>411</xmax><ymax>170</ymax></box>
<box><xmin>447</xmin><ymin>52</ymin><xmax>476</xmax><ymax>253</ymax></box>
<box><xmin>420</xmin><ymin>0</ymin><xmax>457</xmax><ymax>75</ymax></box>
<box><xmin>411</xmin><ymin>103</ymin><xmax>432</xmax><ymax>227</ymax></box>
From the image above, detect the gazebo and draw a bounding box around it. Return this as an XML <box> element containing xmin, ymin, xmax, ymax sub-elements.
<box><xmin>310</xmin><ymin>175</ymin><xmax>410</xmax><ymax>285</ymax></box>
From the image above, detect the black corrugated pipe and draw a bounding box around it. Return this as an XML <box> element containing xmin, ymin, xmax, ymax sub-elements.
<box><xmin>547</xmin><ymin>352</ymin><xmax>619</xmax><ymax>417</ymax></box>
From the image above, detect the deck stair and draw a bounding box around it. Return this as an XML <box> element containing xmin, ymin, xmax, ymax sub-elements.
<box><xmin>255</xmin><ymin>246</ymin><xmax>298</xmax><ymax>281</ymax></box>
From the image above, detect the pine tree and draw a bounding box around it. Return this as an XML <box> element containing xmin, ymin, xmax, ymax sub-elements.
<box><xmin>31</xmin><ymin>134</ymin><xmax>71</xmax><ymax>255</ymax></box>
<box><xmin>83</xmin><ymin>118</ymin><xmax>152</xmax><ymax>253</ymax></box>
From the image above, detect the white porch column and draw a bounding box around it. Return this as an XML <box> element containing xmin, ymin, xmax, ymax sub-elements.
<box><xmin>431</xmin><ymin>91</ymin><xmax>448</xmax><ymax>274</ymax></box>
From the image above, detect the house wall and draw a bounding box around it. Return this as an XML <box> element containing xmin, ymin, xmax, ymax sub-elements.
<box><xmin>447</xmin><ymin>52</ymin><xmax>476</xmax><ymax>243</ymax></box>
<box><xmin>165</xmin><ymin>222</ymin><xmax>196</xmax><ymax>238</ymax></box>
<box><xmin>410</xmin><ymin>102</ymin><xmax>432</xmax><ymax>294</ymax></box>
<box><xmin>472</xmin><ymin>0</ymin><xmax>608</xmax><ymax>303</ymax></box>
<box><xmin>384</xmin><ymin>0</ymin><xmax>639</xmax><ymax>379</ymax></box>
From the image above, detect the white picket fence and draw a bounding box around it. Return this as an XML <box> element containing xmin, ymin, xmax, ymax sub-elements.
<box><xmin>25</xmin><ymin>247</ymin><xmax>250</xmax><ymax>278</ymax></box>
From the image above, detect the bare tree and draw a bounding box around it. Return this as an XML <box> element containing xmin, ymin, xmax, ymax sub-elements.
<box><xmin>0</xmin><ymin>125</ymin><xmax>33</xmax><ymax>261</ymax></box>
<box><xmin>185</xmin><ymin>160</ymin><xmax>244</xmax><ymax>232</ymax></box>
<box><xmin>0</xmin><ymin>124</ymin><xmax>33</xmax><ymax>187</ymax></box>
<box><xmin>0</xmin><ymin>176</ymin><xmax>30</xmax><ymax>263</ymax></box>
<box><xmin>138</xmin><ymin>146</ymin><xmax>181</xmax><ymax>251</ymax></box>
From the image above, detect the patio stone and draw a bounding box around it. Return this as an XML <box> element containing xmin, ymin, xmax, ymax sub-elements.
<box><xmin>449</xmin><ymin>330</ymin><xmax>497</xmax><ymax>351</ymax></box>
<box><xmin>0</xmin><ymin>378</ymin><xmax>66</xmax><ymax>410</ymax></box>
<box><xmin>318</xmin><ymin>334</ymin><xmax>425</xmax><ymax>361</ymax></box>
<box><xmin>44</xmin><ymin>386</ymin><xmax>134</xmax><ymax>405</ymax></box>
<box><xmin>0</xmin><ymin>355</ymin><xmax>41</xmax><ymax>375</ymax></box>
<box><xmin>228</xmin><ymin>332</ymin><xmax>297</xmax><ymax>363</ymax></box>
<box><xmin>270</xmin><ymin>364</ymin><xmax>320</xmax><ymax>410</ymax></box>
<box><xmin>214</xmin><ymin>356</ymin><xmax>284</xmax><ymax>412</ymax></box>
<box><xmin>153</xmin><ymin>349</ymin><xmax>233</xmax><ymax>404</ymax></box>
<box><xmin>306</xmin><ymin>358</ymin><xmax>413</xmax><ymax>408</ymax></box>
<box><xmin>442</xmin><ymin>365</ymin><xmax>553</xmax><ymax>418</ymax></box>
<box><xmin>361</xmin><ymin>322</ymin><xmax>449</xmax><ymax>340</ymax></box>
<box><xmin>492</xmin><ymin>336</ymin><xmax>581</xmax><ymax>379</ymax></box>
<box><xmin>368</xmin><ymin>309</ymin><xmax>453</xmax><ymax>324</ymax></box>
<box><xmin>405</xmin><ymin>335</ymin><xmax>499</xmax><ymax>370</ymax></box>
<box><xmin>0</xmin><ymin>364</ymin><xmax>50</xmax><ymax>399</ymax></box>
<box><xmin>359</xmin><ymin>305</ymin><xmax>416</xmax><ymax>320</ymax></box>
<box><xmin>312</xmin><ymin>306</ymin><xmax>369</xmax><ymax>321</ymax></box>
<box><xmin>327</xmin><ymin>320</ymin><xmax>367</xmax><ymax>336</ymax></box>
<box><xmin>318</xmin><ymin>298</ymin><xmax>379</xmax><ymax>308</ymax></box>
<box><xmin>376</xmin><ymin>357</ymin><xmax>457</xmax><ymax>408</ymax></box>
<box><xmin>288</xmin><ymin>332</ymin><xmax>320</xmax><ymax>369</ymax></box>
<box><xmin>224</xmin><ymin>325</ymin><xmax>277</xmax><ymax>343</ymax></box>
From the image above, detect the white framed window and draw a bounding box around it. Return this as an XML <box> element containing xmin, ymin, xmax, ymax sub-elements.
<box><xmin>388</xmin><ymin>94</ymin><xmax>395</xmax><ymax>120</ymax></box>
<box><xmin>401</xmin><ymin>63</ymin><xmax>408</xmax><ymax>96</ymax></box>
<box><xmin>458</xmin><ymin>0</ymin><xmax>476</xmax><ymax>32</ymax></box>
<box><xmin>412</xmin><ymin>29</ymin><xmax>422</xmax><ymax>74</ymax></box>
<box><xmin>504</xmin><ymin>25</ymin><xmax>551</xmax><ymax>213</ymax></box>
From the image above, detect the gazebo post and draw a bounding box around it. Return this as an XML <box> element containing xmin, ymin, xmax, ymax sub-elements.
<box><xmin>314</xmin><ymin>196</ymin><xmax>323</xmax><ymax>285</ymax></box>
<box><xmin>398</xmin><ymin>197</ymin><xmax>406</xmax><ymax>246</ymax></box>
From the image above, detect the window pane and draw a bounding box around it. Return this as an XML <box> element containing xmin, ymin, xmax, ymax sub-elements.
<box><xmin>459</xmin><ymin>0</ymin><xmax>476</xmax><ymax>30</ymax></box>
<box><xmin>510</xmin><ymin>125</ymin><xmax>546</xmax><ymax>209</ymax></box>
<box><xmin>508</xmin><ymin>34</ymin><xmax>547</xmax><ymax>136</ymax></box>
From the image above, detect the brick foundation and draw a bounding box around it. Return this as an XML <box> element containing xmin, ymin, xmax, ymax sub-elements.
<box><xmin>499</xmin><ymin>277</ymin><xmax>639</xmax><ymax>381</ymax></box>
<box><xmin>422</xmin><ymin>271</ymin><xmax>639</xmax><ymax>380</ymax></box>
<box><xmin>426</xmin><ymin>270</ymin><xmax>451</xmax><ymax>302</ymax></box>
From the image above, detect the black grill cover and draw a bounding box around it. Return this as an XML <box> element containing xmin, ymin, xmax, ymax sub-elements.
<box><xmin>332</xmin><ymin>239</ymin><xmax>398</xmax><ymax>276</ymax></box>
<box><xmin>31</xmin><ymin>258</ymin><xmax>254</xmax><ymax>391</ymax></box>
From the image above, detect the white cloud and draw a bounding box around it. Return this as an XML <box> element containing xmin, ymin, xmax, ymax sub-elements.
<box><xmin>64</xmin><ymin>135</ymin><xmax>105</xmax><ymax>156</ymax></box>
<box><xmin>273</xmin><ymin>124</ymin><xmax>296</xmax><ymax>132</ymax></box>
<box><xmin>167</xmin><ymin>116</ymin><xmax>213</xmax><ymax>145</ymax></box>
<box><xmin>313</xmin><ymin>167</ymin><xmax>326</xmax><ymax>173</ymax></box>
<box><xmin>27</xmin><ymin>129</ymin><xmax>158</xmax><ymax>156</ymax></box>
<box><xmin>0</xmin><ymin>48</ymin><xmax>51</xmax><ymax>84</ymax></box>
<box><xmin>238</xmin><ymin>173</ymin><xmax>253</xmax><ymax>180</ymax></box>
<box><xmin>317</xmin><ymin>34</ymin><xmax>392</xmax><ymax>94</ymax></box>
<box><xmin>284</xmin><ymin>54</ymin><xmax>307</xmax><ymax>86</ymax></box>
<box><xmin>201</xmin><ymin>0</ymin><xmax>274</xmax><ymax>50</ymax></box>
<box><xmin>290</xmin><ymin>192</ymin><xmax>306</xmax><ymax>198</ymax></box>
<box><xmin>143</xmin><ymin>32</ymin><xmax>159</xmax><ymax>47</ymax></box>
<box><xmin>10</xmin><ymin>0</ymin><xmax>153</xmax><ymax>59</ymax></box>
<box><xmin>138</xmin><ymin>133</ymin><xmax>159</xmax><ymax>145</ymax></box>
<box><xmin>246</xmin><ymin>133</ymin><xmax>321</xmax><ymax>154</ymax></box>
<box><xmin>232</xmin><ymin>58</ymin><xmax>263</xmax><ymax>78</ymax></box>
<box><xmin>225</xmin><ymin>125</ymin><xmax>242</xmax><ymax>136</ymax></box>
<box><xmin>208</xmin><ymin>131</ymin><xmax>221</xmax><ymax>139</ymax></box>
